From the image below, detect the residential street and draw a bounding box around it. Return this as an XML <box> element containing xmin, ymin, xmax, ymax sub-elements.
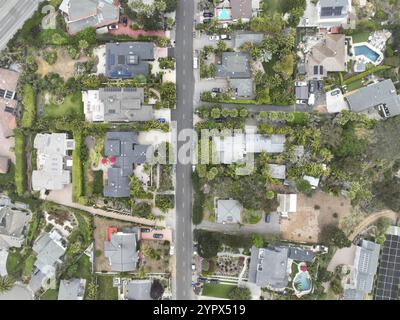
<box><xmin>172</xmin><ymin>0</ymin><xmax>195</xmax><ymax>300</ymax></box>
<box><xmin>0</xmin><ymin>0</ymin><xmax>41</xmax><ymax>51</ymax></box>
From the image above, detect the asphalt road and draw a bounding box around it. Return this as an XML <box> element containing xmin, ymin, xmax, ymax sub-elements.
<box><xmin>172</xmin><ymin>0</ymin><xmax>195</xmax><ymax>300</ymax></box>
<box><xmin>0</xmin><ymin>0</ymin><xmax>41</xmax><ymax>51</ymax></box>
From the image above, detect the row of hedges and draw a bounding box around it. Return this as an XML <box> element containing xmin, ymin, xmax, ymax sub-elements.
<box><xmin>21</xmin><ymin>84</ymin><xmax>36</xmax><ymax>129</ymax></box>
<box><xmin>192</xmin><ymin>172</ymin><xmax>205</xmax><ymax>225</ymax></box>
<box><xmin>14</xmin><ymin>131</ymin><xmax>26</xmax><ymax>196</ymax></box>
<box><xmin>72</xmin><ymin>132</ymin><xmax>84</xmax><ymax>203</ymax></box>
<box><xmin>343</xmin><ymin>65</ymin><xmax>392</xmax><ymax>85</ymax></box>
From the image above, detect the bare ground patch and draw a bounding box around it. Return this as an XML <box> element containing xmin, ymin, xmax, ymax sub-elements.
<box><xmin>280</xmin><ymin>191</ymin><xmax>353</xmax><ymax>243</ymax></box>
<box><xmin>93</xmin><ymin>216</ymin><xmax>136</xmax><ymax>272</ymax></box>
<box><xmin>36</xmin><ymin>48</ymin><xmax>88</xmax><ymax>80</ymax></box>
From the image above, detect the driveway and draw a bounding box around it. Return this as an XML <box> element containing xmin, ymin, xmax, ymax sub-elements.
<box><xmin>193</xmin><ymin>34</ymin><xmax>234</xmax><ymax>51</ymax></box>
<box><xmin>139</xmin><ymin>228</ymin><xmax>173</xmax><ymax>242</ymax></box>
<box><xmin>194</xmin><ymin>78</ymin><xmax>229</xmax><ymax>107</ymax></box>
<box><xmin>327</xmin><ymin>245</ymin><xmax>357</xmax><ymax>272</ymax></box>
<box><xmin>0</xmin><ymin>283</ymin><xmax>33</xmax><ymax>300</ymax></box>
<box><xmin>138</xmin><ymin>130</ymin><xmax>171</xmax><ymax>146</ymax></box>
<box><xmin>196</xmin><ymin>212</ymin><xmax>280</xmax><ymax>235</ymax></box>
<box><xmin>0</xmin><ymin>249</ymin><xmax>8</xmax><ymax>276</ymax></box>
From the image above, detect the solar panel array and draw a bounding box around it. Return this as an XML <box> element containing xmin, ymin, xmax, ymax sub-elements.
<box><xmin>374</xmin><ymin>234</ymin><xmax>400</xmax><ymax>300</ymax></box>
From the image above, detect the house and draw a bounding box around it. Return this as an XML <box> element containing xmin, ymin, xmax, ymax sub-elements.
<box><xmin>58</xmin><ymin>278</ymin><xmax>87</xmax><ymax>300</ymax></box>
<box><xmin>32</xmin><ymin>133</ymin><xmax>75</xmax><ymax>192</ymax></box>
<box><xmin>306</xmin><ymin>34</ymin><xmax>346</xmax><ymax>80</ymax></box>
<box><xmin>326</xmin><ymin>88</ymin><xmax>347</xmax><ymax>113</ymax></box>
<box><xmin>126</xmin><ymin>279</ymin><xmax>152</xmax><ymax>300</ymax></box>
<box><xmin>0</xmin><ymin>68</ymin><xmax>19</xmax><ymax>138</ymax></box>
<box><xmin>229</xmin><ymin>78</ymin><xmax>254</xmax><ymax>99</ymax></box>
<box><xmin>303</xmin><ymin>175</ymin><xmax>320</xmax><ymax>189</ymax></box>
<box><xmin>234</xmin><ymin>32</ymin><xmax>264</xmax><ymax>49</ymax></box>
<box><xmin>0</xmin><ymin>156</ymin><xmax>10</xmax><ymax>174</ymax></box>
<box><xmin>248</xmin><ymin>246</ymin><xmax>290</xmax><ymax>291</ymax></box>
<box><xmin>216</xmin><ymin>199</ymin><xmax>242</xmax><ymax>224</ymax></box>
<box><xmin>344</xmin><ymin>240</ymin><xmax>380</xmax><ymax>300</ymax></box>
<box><xmin>317</xmin><ymin>0</ymin><xmax>351</xmax><ymax>27</ymax></box>
<box><xmin>103</xmin><ymin>132</ymin><xmax>150</xmax><ymax>198</ymax></box>
<box><xmin>213</xmin><ymin>133</ymin><xmax>286</xmax><ymax>164</ymax></box>
<box><xmin>269</xmin><ymin>164</ymin><xmax>286</xmax><ymax>180</ymax></box>
<box><xmin>0</xmin><ymin>198</ymin><xmax>32</xmax><ymax>249</ymax></box>
<box><xmin>277</xmin><ymin>194</ymin><xmax>297</xmax><ymax>218</ymax></box>
<box><xmin>374</xmin><ymin>226</ymin><xmax>400</xmax><ymax>300</ymax></box>
<box><xmin>230</xmin><ymin>0</ymin><xmax>253</xmax><ymax>21</ymax></box>
<box><xmin>106</xmin><ymin>42</ymin><xmax>155</xmax><ymax>79</ymax></box>
<box><xmin>33</xmin><ymin>230</ymin><xmax>66</xmax><ymax>275</ymax></box>
<box><xmin>83</xmin><ymin>87</ymin><xmax>153</xmax><ymax>122</ymax></box>
<box><xmin>104</xmin><ymin>229</ymin><xmax>139</xmax><ymax>272</ymax></box>
<box><xmin>216</xmin><ymin>52</ymin><xmax>251</xmax><ymax>79</ymax></box>
<box><xmin>59</xmin><ymin>0</ymin><xmax>120</xmax><ymax>35</ymax></box>
<box><xmin>345</xmin><ymin>79</ymin><xmax>400</xmax><ymax>119</ymax></box>
<box><xmin>288</xmin><ymin>247</ymin><xmax>315</xmax><ymax>262</ymax></box>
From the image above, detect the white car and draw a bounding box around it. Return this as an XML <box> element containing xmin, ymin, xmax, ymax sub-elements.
<box><xmin>209</xmin><ymin>35</ymin><xmax>220</xmax><ymax>41</ymax></box>
<box><xmin>296</xmin><ymin>99</ymin><xmax>308</xmax><ymax>105</ymax></box>
<box><xmin>192</xmin><ymin>263</ymin><xmax>196</xmax><ymax>271</ymax></box>
<box><xmin>169</xmin><ymin>245</ymin><xmax>175</xmax><ymax>256</ymax></box>
<box><xmin>295</xmin><ymin>81</ymin><xmax>308</xmax><ymax>87</ymax></box>
<box><xmin>193</xmin><ymin>57</ymin><xmax>198</xmax><ymax>69</ymax></box>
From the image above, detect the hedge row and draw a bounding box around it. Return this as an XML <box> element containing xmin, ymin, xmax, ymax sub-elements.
<box><xmin>72</xmin><ymin>132</ymin><xmax>84</xmax><ymax>203</ymax></box>
<box><xmin>14</xmin><ymin>131</ymin><xmax>26</xmax><ymax>196</ymax></box>
<box><xmin>21</xmin><ymin>84</ymin><xmax>36</xmax><ymax>129</ymax></box>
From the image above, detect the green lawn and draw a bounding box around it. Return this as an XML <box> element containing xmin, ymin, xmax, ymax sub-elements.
<box><xmin>43</xmin><ymin>91</ymin><xmax>84</xmax><ymax>119</ymax></box>
<box><xmin>202</xmin><ymin>283</ymin><xmax>236</xmax><ymax>299</ymax></box>
<box><xmin>344</xmin><ymin>79</ymin><xmax>364</xmax><ymax>92</ymax></box>
<box><xmin>351</xmin><ymin>32</ymin><xmax>370</xmax><ymax>43</ymax></box>
<box><xmin>96</xmin><ymin>276</ymin><xmax>118</xmax><ymax>300</ymax></box>
<box><xmin>74</xmin><ymin>255</ymin><xmax>92</xmax><ymax>279</ymax></box>
<box><xmin>40</xmin><ymin>289</ymin><xmax>58</xmax><ymax>300</ymax></box>
<box><xmin>6</xmin><ymin>250</ymin><xmax>23</xmax><ymax>278</ymax></box>
<box><xmin>22</xmin><ymin>255</ymin><xmax>36</xmax><ymax>278</ymax></box>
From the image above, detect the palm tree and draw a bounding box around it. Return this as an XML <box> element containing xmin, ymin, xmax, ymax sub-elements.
<box><xmin>0</xmin><ymin>276</ymin><xmax>15</xmax><ymax>293</ymax></box>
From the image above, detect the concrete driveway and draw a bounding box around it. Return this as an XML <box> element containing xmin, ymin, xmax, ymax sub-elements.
<box><xmin>139</xmin><ymin>228</ymin><xmax>173</xmax><ymax>242</ymax></box>
<box><xmin>194</xmin><ymin>34</ymin><xmax>234</xmax><ymax>51</ymax></box>
<box><xmin>193</xmin><ymin>77</ymin><xmax>229</xmax><ymax>107</ymax></box>
<box><xmin>0</xmin><ymin>283</ymin><xmax>33</xmax><ymax>300</ymax></box>
<box><xmin>0</xmin><ymin>249</ymin><xmax>8</xmax><ymax>276</ymax></box>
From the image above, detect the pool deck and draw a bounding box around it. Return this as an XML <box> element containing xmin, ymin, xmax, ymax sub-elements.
<box><xmin>351</xmin><ymin>42</ymin><xmax>384</xmax><ymax>66</ymax></box>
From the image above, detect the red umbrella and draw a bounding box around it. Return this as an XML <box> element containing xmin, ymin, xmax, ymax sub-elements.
<box><xmin>109</xmin><ymin>156</ymin><xmax>116</xmax><ymax>165</ymax></box>
<box><xmin>101</xmin><ymin>157</ymin><xmax>108</xmax><ymax>165</ymax></box>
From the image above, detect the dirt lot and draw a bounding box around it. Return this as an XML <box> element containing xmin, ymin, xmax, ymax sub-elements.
<box><xmin>36</xmin><ymin>48</ymin><xmax>88</xmax><ymax>80</ymax></box>
<box><xmin>140</xmin><ymin>240</ymin><xmax>170</xmax><ymax>273</ymax></box>
<box><xmin>280</xmin><ymin>191</ymin><xmax>353</xmax><ymax>243</ymax></box>
<box><xmin>93</xmin><ymin>216</ymin><xmax>136</xmax><ymax>272</ymax></box>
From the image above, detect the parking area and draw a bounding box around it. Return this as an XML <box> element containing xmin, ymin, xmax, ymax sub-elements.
<box><xmin>193</xmin><ymin>78</ymin><xmax>229</xmax><ymax>107</ymax></box>
<box><xmin>139</xmin><ymin>228</ymin><xmax>172</xmax><ymax>242</ymax></box>
<box><xmin>193</xmin><ymin>34</ymin><xmax>234</xmax><ymax>51</ymax></box>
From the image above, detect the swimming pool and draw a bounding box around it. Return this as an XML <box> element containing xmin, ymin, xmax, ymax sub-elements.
<box><xmin>354</xmin><ymin>45</ymin><xmax>380</xmax><ymax>63</ymax></box>
<box><xmin>218</xmin><ymin>8</ymin><xmax>231</xmax><ymax>20</ymax></box>
<box><xmin>294</xmin><ymin>272</ymin><xmax>312</xmax><ymax>292</ymax></box>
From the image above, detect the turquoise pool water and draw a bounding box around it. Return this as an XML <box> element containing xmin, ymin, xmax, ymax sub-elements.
<box><xmin>294</xmin><ymin>272</ymin><xmax>311</xmax><ymax>291</ymax></box>
<box><xmin>218</xmin><ymin>8</ymin><xmax>231</xmax><ymax>20</ymax></box>
<box><xmin>354</xmin><ymin>45</ymin><xmax>380</xmax><ymax>62</ymax></box>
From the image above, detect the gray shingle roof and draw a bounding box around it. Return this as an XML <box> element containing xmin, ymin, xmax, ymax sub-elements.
<box><xmin>295</xmin><ymin>86</ymin><xmax>309</xmax><ymax>100</ymax></box>
<box><xmin>104</xmin><ymin>231</ymin><xmax>139</xmax><ymax>272</ymax></box>
<box><xmin>216</xmin><ymin>52</ymin><xmax>251</xmax><ymax>79</ymax></box>
<box><xmin>269</xmin><ymin>164</ymin><xmax>286</xmax><ymax>180</ymax></box>
<box><xmin>106</xmin><ymin>42</ymin><xmax>155</xmax><ymax>79</ymax></box>
<box><xmin>103</xmin><ymin>131</ymin><xmax>150</xmax><ymax>198</ymax></box>
<box><xmin>288</xmin><ymin>247</ymin><xmax>315</xmax><ymax>262</ymax></box>
<box><xmin>248</xmin><ymin>246</ymin><xmax>289</xmax><ymax>290</ymax></box>
<box><xmin>216</xmin><ymin>199</ymin><xmax>241</xmax><ymax>223</ymax></box>
<box><xmin>346</xmin><ymin>79</ymin><xmax>400</xmax><ymax>118</ymax></box>
<box><xmin>230</xmin><ymin>78</ymin><xmax>254</xmax><ymax>98</ymax></box>
<box><xmin>126</xmin><ymin>279</ymin><xmax>152</xmax><ymax>300</ymax></box>
<box><xmin>60</xmin><ymin>0</ymin><xmax>120</xmax><ymax>34</ymax></box>
<box><xmin>0</xmin><ymin>205</ymin><xmax>32</xmax><ymax>249</ymax></box>
<box><xmin>33</xmin><ymin>232</ymin><xmax>66</xmax><ymax>273</ymax></box>
<box><xmin>58</xmin><ymin>278</ymin><xmax>86</xmax><ymax>300</ymax></box>
<box><xmin>230</xmin><ymin>0</ymin><xmax>253</xmax><ymax>20</ymax></box>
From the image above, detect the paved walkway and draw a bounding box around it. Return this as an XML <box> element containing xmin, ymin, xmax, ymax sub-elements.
<box><xmin>0</xmin><ymin>282</ymin><xmax>33</xmax><ymax>300</ymax></box>
<box><xmin>47</xmin><ymin>185</ymin><xmax>165</xmax><ymax>227</ymax></box>
<box><xmin>348</xmin><ymin>210</ymin><xmax>399</xmax><ymax>241</ymax></box>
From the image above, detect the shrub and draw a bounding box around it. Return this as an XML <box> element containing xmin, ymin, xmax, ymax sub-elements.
<box><xmin>43</xmin><ymin>50</ymin><xmax>58</xmax><ymax>65</ymax></box>
<box><xmin>21</xmin><ymin>84</ymin><xmax>36</xmax><ymax>129</ymax></box>
<box><xmin>155</xmin><ymin>194</ymin><xmax>175</xmax><ymax>212</ymax></box>
<box><xmin>14</xmin><ymin>131</ymin><xmax>26</xmax><ymax>196</ymax></box>
<box><xmin>72</xmin><ymin>132</ymin><xmax>84</xmax><ymax>202</ymax></box>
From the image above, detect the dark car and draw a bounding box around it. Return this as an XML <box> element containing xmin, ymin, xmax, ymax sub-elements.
<box><xmin>141</xmin><ymin>228</ymin><xmax>151</xmax><ymax>233</ymax></box>
<box><xmin>203</xmin><ymin>12</ymin><xmax>214</xmax><ymax>17</ymax></box>
<box><xmin>265</xmin><ymin>214</ymin><xmax>271</xmax><ymax>223</ymax></box>
<box><xmin>153</xmin><ymin>233</ymin><xmax>164</xmax><ymax>239</ymax></box>
<box><xmin>122</xmin><ymin>17</ymin><xmax>128</xmax><ymax>26</ymax></box>
<box><xmin>309</xmin><ymin>81</ymin><xmax>316</xmax><ymax>93</ymax></box>
<box><xmin>214</xmin><ymin>117</ymin><xmax>225</xmax><ymax>123</ymax></box>
<box><xmin>317</xmin><ymin>80</ymin><xmax>324</xmax><ymax>91</ymax></box>
<box><xmin>212</xmin><ymin>87</ymin><xmax>222</xmax><ymax>93</ymax></box>
<box><xmin>220</xmin><ymin>34</ymin><xmax>231</xmax><ymax>40</ymax></box>
<box><xmin>203</xmin><ymin>18</ymin><xmax>211</xmax><ymax>23</ymax></box>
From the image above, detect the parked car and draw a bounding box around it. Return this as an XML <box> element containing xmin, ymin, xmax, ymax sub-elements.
<box><xmin>220</xmin><ymin>34</ymin><xmax>231</xmax><ymax>40</ymax></box>
<box><xmin>108</xmin><ymin>24</ymin><xmax>118</xmax><ymax>30</ymax></box>
<box><xmin>265</xmin><ymin>214</ymin><xmax>271</xmax><ymax>223</ymax></box>
<box><xmin>192</xmin><ymin>263</ymin><xmax>196</xmax><ymax>271</ymax></box>
<box><xmin>203</xmin><ymin>12</ymin><xmax>214</xmax><ymax>18</ymax></box>
<box><xmin>209</xmin><ymin>35</ymin><xmax>220</xmax><ymax>41</ymax></box>
<box><xmin>141</xmin><ymin>228</ymin><xmax>151</xmax><ymax>233</ymax></box>
<box><xmin>193</xmin><ymin>56</ymin><xmax>198</xmax><ymax>69</ymax></box>
<box><xmin>153</xmin><ymin>233</ymin><xmax>164</xmax><ymax>239</ymax></box>
<box><xmin>318</xmin><ymin>80</ymin><xmax>324</xmax><ymax>91</ymax></box>
<box><xmin>295</xmin><ymin>81</ymin><xmax>308</xmax><ymax>87</ymax></box>
<box><xmin>331</xmin><ymin>89</ymin><xmax>341</xmax><ymax>96</ymax></box>
<box><xmin>309</xmin><ymin>81</ymin><xmax>316</xmax><ymax>93</ymax></box>
<box><xmin>211</xmin><ymin>87</ymin><xmax>223</xmax><ymax>93</ymax></box>
<box><xmin>157</xmin><ymin>118</ymin><xmax>166</xmax><ymax>123</ymax></box>
<box><xmin>169</xmin><ymin>245</ymin><xmax>175</xmax><ymax>255</ymax></box>
<box><xmin>203</xmin><ymin>18</ymin><xmax>211</xmax><ymax>23</ymax></box>
<box><xmin>122</xmin><ymin>17</ymin><xmax>128</xmax><ymax>26</ymax></box>
<box><xmin>296</xmin><ymin>99</ymin><xmax>308</xmax><ymax>105</ymax></box>
<box><xmin>210</xmin><ymin>279</ymin><xmax>219</xmax><ymax>284</ymax></box>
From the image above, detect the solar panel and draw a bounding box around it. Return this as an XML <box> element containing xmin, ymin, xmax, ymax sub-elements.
<box><xmin>320</xmin><ymin>66</ymin><xmax>324</xmax><ymax>75</ymax></box>
<box><xmin>321</xmin><ymin>7</ymin><xmax>333</xmax><ymax>16</ymax></box>
<box><xmin>313</xmin><ymin>65</ymin><xmax>318</xmax><ymax>75</ymax></box>
<box><xmin>0</xmin><ymin>89</ymin><xmax>5</xmax><ymax>97</ymax></box>
<box><xmin>374</xmin><ymin>234</ymin><xmax>400</xmax><ymax>300</ymax></box>
<box><xmin>334</xmin><ymin>6</ymin><xmax>343</xmax><ymax>15</ymax></box>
